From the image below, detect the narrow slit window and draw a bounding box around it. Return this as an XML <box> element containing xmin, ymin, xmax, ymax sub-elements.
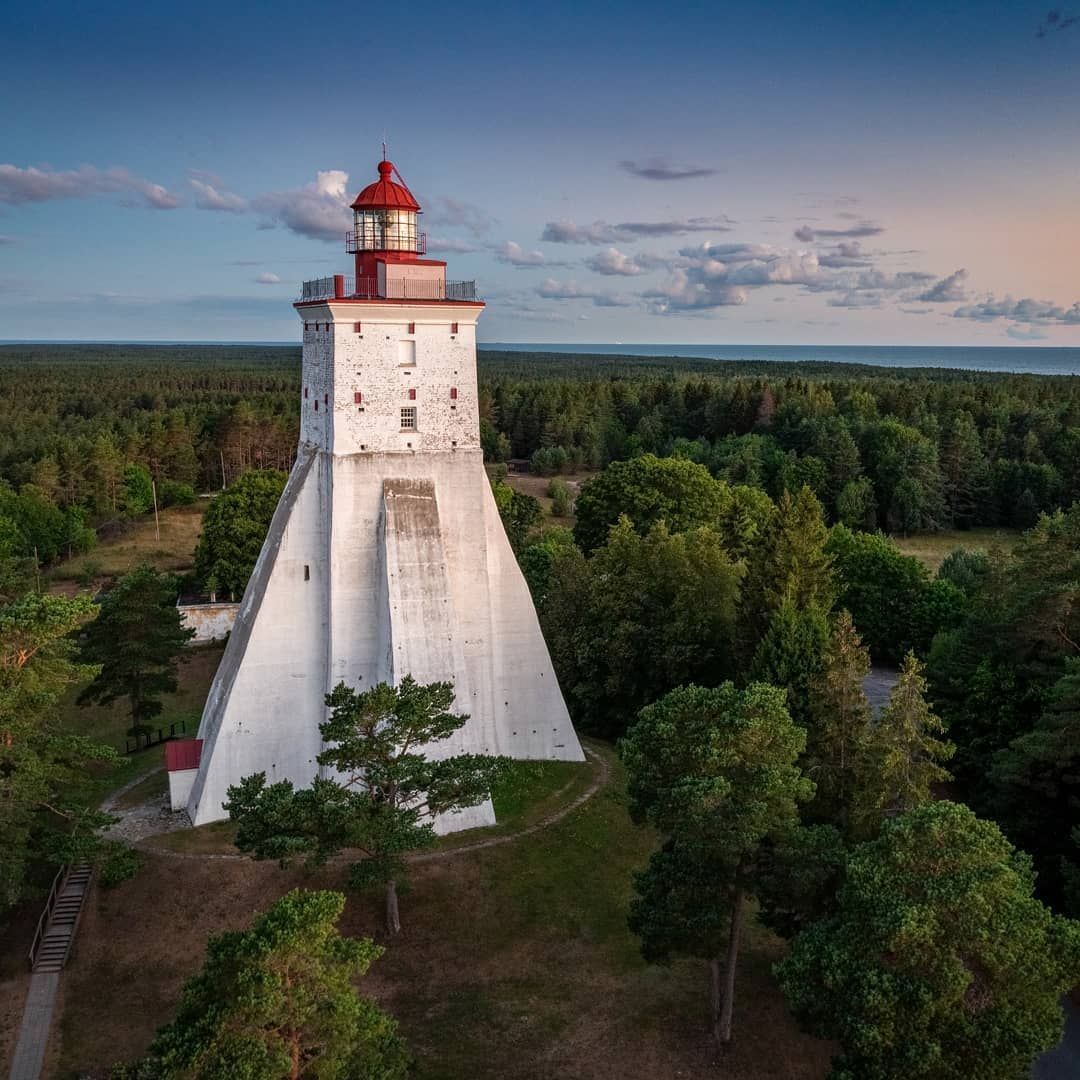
<box><xmin>314</xmin><ymin>400</ymin><xmax>319</xmax><ymax>411</ymax></box>
<box><xmin>407</xmin><ymin>321</ymin><xmax>415</xmax><ymax>334</ymax></box>
<box><xmin>450</xmin><ymin>387</ymin><xmax>458</xmax><ymax>400</ymax></box>
<box><xmin>400</xmin><ymin>406</ymin><xmax>417</xmax><ymax>430</ymax></box>
<box><xmin>354</xmin><ymin>391</ymin><xmax>362</xmax><ymax>403</ymax></box>
<box><xmin>450</xmin><ymin>322</ymin><xmax>459</xmax><ymax>334</ymax></box>
<box><xmin>304</xmin><ymin>387</ymin><xmax>309</xmax><ymax>399</ymax></box>
<box><xmin>304</xmin><ymin>565</ymin><xmax>310</xmax><ymax>581</ymax></box>
<box><xmin>354</xmin><ymin>321</ymin><xmax>362</xmax><ymax>333</ymax></box>
<box><xmin>408</xmin><ymin>388</ymin><xmax>416</xmax><ymax>400</ymax></box>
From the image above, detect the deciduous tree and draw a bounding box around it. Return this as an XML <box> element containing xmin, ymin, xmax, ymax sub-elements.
<box><xmin>777</xmin><ymin>801</ymin><xmax>1080</xmax><ymax>1080</ymax></box>
<box><xmin>621</xmin><ymin>682</ymin><xmax>812</xmax><ymax>1047</ymax></box>
<box><xmin>193</xmin><ymin>469</ymin><xmax>287</xmax><ymax>598</ymax></box>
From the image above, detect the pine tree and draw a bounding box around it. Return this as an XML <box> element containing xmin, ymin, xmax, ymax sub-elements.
<box><xmin>151</xmin><ymin>889</ymin><xmax>409</xmax><ymax>1080</ymax></box>
<box><xmin>851</xmin><ymin>652</ymin><xmax>953</xmax><ymax>838</ymax></box>
<box><xmin>941</xmin><ymin>410</ymin><xmax>990</xmax><ymax>528</ymax></box>
<box><xmin>78</xmin><ymin>564</ymin><xmax>195</xmax><ymax>736</ymax></box>
<box><xmin>805</xmin><ymin>611</ymin><xmax>873</xmax><ymax>832</ymax></box>
<box><xmin>226</xmin><ymin>677</ymin><xmax>508</xmax><ymax>934</ymax></box>
<box><xmin>0</xmin><ymin>590</ymin><xmax>116</xmax><ymax>910</ymax></box>
<box><xmin>749</xmin><ymin>601</ymin><xmax>831</xmax><ymax>727</ymax></box>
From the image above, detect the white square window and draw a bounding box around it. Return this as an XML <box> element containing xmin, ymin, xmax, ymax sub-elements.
<box><xmin>400</xmin><ymin>407</ymin><xmax>417</xmax><ymax>431</ymax></box>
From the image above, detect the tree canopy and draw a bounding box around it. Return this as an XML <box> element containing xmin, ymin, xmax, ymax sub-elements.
<box><xmin>226</xmin><ymin>677</ymin><xmax>507</xmax><ymax>934</ymax></box>
<box><xmin>151</xmin><ymin>889</ymin><xmax>408</xmax><ymax>1080</ymax></box>
<box><xmin>621</xmin><ymin>682</ymin><xmax>812</xmax><ymax>1046</ymax></box>
<box><xmin>777</xmin><ymin>801</ymin><xmax>1080</xmax><ymax>1080</ymax></box>
<box><xmin>194</xmin><ymin>469</ymin><xmax>286</xmax><ymax>598</ymax></box>
<box><xmin>78</xmin><ymin>564</ymin><xmax>195</xmax><ymax>736</ymax></box>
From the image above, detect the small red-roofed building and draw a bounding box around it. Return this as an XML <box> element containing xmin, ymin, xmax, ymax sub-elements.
<box><xmin>165</xmin><ymin>738</ymin><xmax>203</xmax><ymax>811</ymax></box>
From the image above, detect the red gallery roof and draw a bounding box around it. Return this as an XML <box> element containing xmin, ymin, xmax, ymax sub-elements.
<box><xmin>351</xmin><ymin>160</ymin><xmax>421</xmax><ymax>212</ymax></box>
<box><xmin>165</xmin><ymin>738</ymin><xmax>203</xmax><ymax>772</ymax></box>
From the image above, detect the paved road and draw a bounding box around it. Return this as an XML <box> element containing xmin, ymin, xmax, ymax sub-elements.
<box><xmin>8</xmin><ymin>972</ymin><xmax>59</xmax><ymax>1080</ymax></box>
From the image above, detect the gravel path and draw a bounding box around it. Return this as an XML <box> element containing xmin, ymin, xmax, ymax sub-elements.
<box><xmin>100</xmin><ymin>767</ymin><xmax>192</xmax><ymax>844</ymax></box>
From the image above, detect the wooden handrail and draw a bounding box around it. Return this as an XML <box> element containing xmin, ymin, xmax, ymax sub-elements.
<box><xmin>28</xmin><ymin>865</ymin><xmax>65</xmax><ymax>968</ymax></box>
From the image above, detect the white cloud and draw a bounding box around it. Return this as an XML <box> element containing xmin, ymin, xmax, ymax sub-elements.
<box><xmin>0</xmin><ymin>163</ymin><xmax>182</xmax><ymax>209</ymax></box>
<box><xmin>953</xmin><ymin>295</ymin><xmax>1080</xmax><ymax>324</ymax></box>
<box><xmin>190</xmin><ymin>172</ymin><xmax>247</xmax><ymax>213</ymax></box>
<box><xmin>424</xmin><ymin>196</ymin><xmax>495</xmax><ymax>237</ymax></box>
<box><xmin>494</xmin><ymin>240</ymin><xmax>548</xmax><ymax>267</ymax></box>
<box><xmin>585</xmin><ymin>247</ymin><xmax>667</xmax><ymax>276</ymax></box>
<box><xmin>542</xmin><ymin>216</ymin><xmax>733</xmax><ymax>244</ymax></box>
<box><xmin>536</xmin><ymin>278</ymin><xmax>633</xmax><ymax>306</ymax></box>
<box><xmin>1007</xmin><ymin>324</ymin><xmax>1049</xmax><ymax>340</ymax></box>
<box><xmin>255</xmin><ymin>272</ymin><xmax>282</xmax><ymax>284</ymax></box>
<box><xmin>252</xmin><ymin>170</ymin><xmax>351</xmax><ymax>242</ymax></box>
<box><xmin>917</xmin><ymin>268</ymin><xmax>968</xmax><ymax>302</ymax></box>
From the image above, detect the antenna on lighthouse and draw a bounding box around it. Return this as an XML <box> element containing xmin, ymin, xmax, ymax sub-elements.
<box><xmin>381</xmin><ymin>133</ymin><xmax>388</xmax><ymax>162</ymax></box>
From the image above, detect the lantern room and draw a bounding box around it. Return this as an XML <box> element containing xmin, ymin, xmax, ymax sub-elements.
<box><xmin>347</xmin><ymin>160</ymin><xmax>426</xmax><ymax>257</ymax></box>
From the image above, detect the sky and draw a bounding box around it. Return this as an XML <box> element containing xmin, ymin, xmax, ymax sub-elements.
<box><xmin>1</xmin><ymin>0</ymin><xmax>1079</xmax><ymax>345</ymax></box>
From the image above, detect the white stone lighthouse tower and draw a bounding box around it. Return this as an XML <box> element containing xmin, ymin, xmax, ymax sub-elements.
<box><xmin>185</xmin><ymin>158</ymin><xmax>584</xmax><ymax>830</ymax></box>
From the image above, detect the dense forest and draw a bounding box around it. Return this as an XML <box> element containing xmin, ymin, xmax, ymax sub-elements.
<box><xmin>1</xmin><ymin>344</ymin><xmax>1078</xmax><ymax>565</ymax></box>
<box><xmin>5</xmin><ymin>344</ymin><xmax>1080</xmax><ymax>1076</ymax></box>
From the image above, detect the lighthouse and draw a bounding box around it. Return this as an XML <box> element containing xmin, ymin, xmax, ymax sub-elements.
<box><xmin>184</xmin><ymin>158</ymin><xmax>584</xmax><ymax>831</ymax></box>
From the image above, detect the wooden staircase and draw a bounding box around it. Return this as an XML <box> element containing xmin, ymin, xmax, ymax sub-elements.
<box><xmin>28</xmin><ymin>864</ymin><xmax>92</xmax><ymax>974</ymax></box>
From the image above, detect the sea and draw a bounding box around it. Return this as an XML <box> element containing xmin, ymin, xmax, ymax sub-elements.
<box><xmin>482</xmin><ymin>343</ymin><xmax>1080</xmax><ymax>377</ymax></box>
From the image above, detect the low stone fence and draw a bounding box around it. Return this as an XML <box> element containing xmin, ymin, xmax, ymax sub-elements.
<box><xmin>178</xmin><ymin>601</ymin><xmax>239</xmax><ymax>643</ymax></box>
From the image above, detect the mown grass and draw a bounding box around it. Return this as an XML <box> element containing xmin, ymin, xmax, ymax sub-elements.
<box><xmin>47</xmin><ymin>501</ymin><xmax>207</xmax><ymax>587</ymax></box>
<box><xmin>891</xmin><ymin>525</ymin><xmax>1021</xmax><ymax>573</ymax></box>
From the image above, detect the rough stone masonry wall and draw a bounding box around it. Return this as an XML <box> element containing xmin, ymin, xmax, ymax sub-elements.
<box><xmin>300</xmin><ymin>302</ymin><xmax>481</xmax><ymax>456</ymax></box>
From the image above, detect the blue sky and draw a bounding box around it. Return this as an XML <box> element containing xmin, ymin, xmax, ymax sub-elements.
<box><xmin>2</xmin><ymin>0</ymin><xmax>1079</xmax><ymax>344</ymax></box>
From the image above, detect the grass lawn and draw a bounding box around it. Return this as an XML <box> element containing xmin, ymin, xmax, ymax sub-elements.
<box><xmin>56</xmin><ymin>642</ymin><xmax>225</xmax><ymax>812</ymax></box>
<box><xmin>55</xmin><ymin>744</ymin><xmax>832</xmax><ymax>1079</ymax></box>
<box><xmin>503</xmin><ymin>468</ymin><xmax>593</xmax><ymax>529</ymax></box>
<box><xmin>47</xmin><ymin>500</ymin><xmax>207</xmax><ymax>591</ymax></box>
<box><xmin>891</xmin><ymin>525</ymin><xmax>1021</xmax><ymax>574</ymax></box>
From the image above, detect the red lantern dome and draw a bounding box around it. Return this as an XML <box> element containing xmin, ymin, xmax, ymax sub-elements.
<box><xmin>350</xmin><ymin>160</ymin><xmax>420</xmax><ymax>212</ymax></box>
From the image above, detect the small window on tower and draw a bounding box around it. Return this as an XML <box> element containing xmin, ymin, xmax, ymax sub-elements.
<box><xmin>450</xmin><ymin>322</ymin><xmax>459</xmax><ymax>335</ymax></box>
<box><xmin>304</xmin><ymin>387</ymin><xmax>309</xmax><ymax>399</ymax></box>
<box><xmin>407</xmin><ymin>322</ymin><xmax>415</xmax><ymax>334</ymax></box>
<box><xmin>324</xmin><ymin>393</ymin><xmax>328</xmax><ymax>405</ymax></box>
<box><xmin>354</xmin><ymin>321</ymin><xmax>362</xmax><ymax>333</ymax></box>
<box><xmin>314</xmin><ymin>401</ymin><xmax>319</xmax><ymax>411</ymax></box>
<box><xmin>408</xmin><ymin>388</ymin><xmax>416</xmax><ymax>401</ymax></box>
<box><xmin>400</xmin><ymin>407</ymin><xmax>417</xmax><ymax>431</ymax></box>
<box><xmin>354</xmin><ymin>391</ymin><xmax>362</xmax><ymax>404</ymax></box>
<box><xmin>450</xmin><ymin>387</ymin><xmax>458</xmax><ymax>400</ymax></box>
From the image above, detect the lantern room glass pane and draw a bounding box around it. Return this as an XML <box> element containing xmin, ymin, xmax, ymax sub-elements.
<box><xmin>352</xmin><ymin>209</ymin><xmax>418</xmax><ymax>251</ymax></box>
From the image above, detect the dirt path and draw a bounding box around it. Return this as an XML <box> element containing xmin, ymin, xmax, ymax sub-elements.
<box><xmin>131</xmin><ymin>746</ymin><xmax>611</xmax><ymax>862</ymax></box>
